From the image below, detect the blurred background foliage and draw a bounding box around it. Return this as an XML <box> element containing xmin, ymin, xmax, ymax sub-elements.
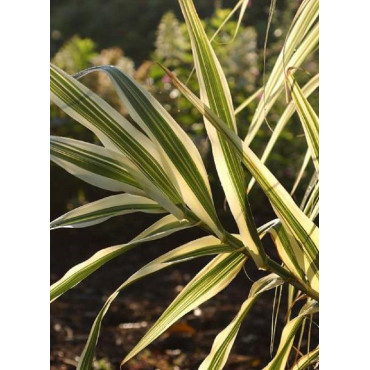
<box><xmin>51</xmin><ymin>0</ymin><xmax>318</xmax><ymax>225</ymax></box>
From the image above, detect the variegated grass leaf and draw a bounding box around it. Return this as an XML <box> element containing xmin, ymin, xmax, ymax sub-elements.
<box><xmin>263</xmin><ymin>300</ymin><xmax>318</xmax><ymax>370</ymax></box>
<box><xmin>74</xmin><ymin>65</ymin><xmax>225</xmax><ymax>239</ymax></box>
<box><xmin>178</xmin><ymin>0</ymin><xmax>267</xmax><ymax>268</ymax></box>
<box><xmin>50</xmin><ymin>215</ymin><xmax>194</xmax><ymax>302</ymax></box>
<box><xmin>164</xmin><ymin>69</ymin><xmax>319</xmax><ymax>283</ymax></box>
<box><xmin>77</xmin><ymin>237</ymin><xmax>239</xmax><ymax>370</ymax></box>
<box><xmin>51</xmin><ymin>64</ymin><xmax>185</xmax><ymax>219</ymax></box>
<box><xmin>122</xmin><ymin>252</ymin><xmax>246</xmax><ymax>366</ymax></box>
<box><xmin>199</xmin><ymin>274</ymin><xmax>283</xmax><ymax>370</ymax></box>
<box><xmin>50</xmin><ymin>193</ymin><xmax>165</xmax><ymax>229</ymax></box>
<box><xmin>245</xmin><ymin>0</ymin><xmax>319</xmax><ymax>145</ymax></box>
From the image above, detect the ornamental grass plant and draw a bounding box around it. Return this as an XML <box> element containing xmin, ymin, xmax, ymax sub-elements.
<box><xmin>50</xmin><ymin>0</ymin><xmax>319</xmax><ymax>368</ymax></box>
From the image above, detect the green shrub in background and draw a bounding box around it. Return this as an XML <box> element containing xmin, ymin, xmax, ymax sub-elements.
<box><xmin>50</xmin><ymin>0</ymin><xmax>319</xmax><ymax>368</ymax></box>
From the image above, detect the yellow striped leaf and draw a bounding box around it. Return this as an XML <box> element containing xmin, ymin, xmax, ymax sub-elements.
<box><xmin>291</xmin><ymin>346</ymin><xmax>319</xmax><ymax>370</ymax></box>
<box><xmin>77</xmin><ymin>237</ymin><xmax>237</xmax><ymax>370</ymax></box>
<box><xmin>244</xmin><ymin>0</ymin><xmax>319</xmax><ymax>145</ymax></box>
<box><xmin>199</xmin><ymin>274</ymin><xmax>283</xmax><ymax>370</ymax></box>
<box><xmin>50</xmin><ymin>215</ymin><xmax>193</xmax><ymax>302</ymax></box>
<box><xmin>287</xmin><ymin>73</ymin><xmax>319</xmax><ymax>173</ymax></box>
<box><xmin>178</xmin><ymin>0</ymin><xmax>267</xmax><ymax>267</ymax></box>
<box><xmin>122</xmin><ymin>252</ymin><xmax>247</xmax><ymax>365</ymax></box>
<box><xmin>74</xmin><ymin>65</ymin><xmax>225</xmax><ymax>239</ymax></box>
<box><xmin>247</xmin><ymin>74</ymin><xmax>319</xmax><ymax>193</ymax></box>
<box><xmin>50</xmin><ymin>194</ymin><xmax>165</xmax><ymax>229</ymax></box>
<box><xmin>165</xmin><ymin>71</ymin><xmax>319</xmax><ymax>280</ymax></box>
<box><xmin>263</xmin><ymin>300</ymin><xmax>318</xmax><ymax>370</ymax></box>
<box><xmin>50</xmin><ymin>64</ymin><xmax>185</xmax><ymax>219</ymax></box>
<box><xmin>51</xmin><ymin>136</ymin><xmax>143</xmax><ymax>194</ymax></box>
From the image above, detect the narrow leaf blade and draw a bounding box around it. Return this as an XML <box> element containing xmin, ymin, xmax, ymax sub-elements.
<box><xmin>51</xmin><ymin>136</ymin><xmax>143</xmax><ymax>194</ymax></box>
<box><xmin>77</xmin><ymin>237</ymin><xmax>236</xmax><ymax>370</ymax></box>
<box><xmin>50</xmin><ymin>193</ymin><xmax>165</xmax><ymax>229</ymax></box>
<box><xmin>122</xmin><ymin>252</ymin><xmax>247</xmax><ymax>365</ymax></box>
<box><xmin>50</xmin><ymin>215</ymin><xmax>193</xmax><ymax>302</ymax></box>
<box><xmin>74</xmin><ymin>65</ymin><xmax>224</xmax><ymax>238</ymax></box>
<box><xmin>166</xmin><ymin>70</ymin><xmax>319</xmax><ymax>278</ymax></box>
<box><xmin>179</xmin><ymin>0</ymin><xmax>267</xmax><ymax>267</ymax></box>
<box><xmin>199</xmin><ymin>274</ymin><xmax>283</xmax><ymax>370</ymax></box>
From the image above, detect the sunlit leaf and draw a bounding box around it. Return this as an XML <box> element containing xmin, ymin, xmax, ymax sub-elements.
<box><xmin>77</xmin><ymin>237</ymin><xmax>238</xmax><ymax>370</ymax></box>
<box><xmin>178</xmin><ymin>0</ymin><xmax>267</xmax><ymax>267</ymax></box>
<box><xmin>245</xmin><ymin>0</ymin><xmax>319</xmax><ymax>145</ymax></box>
<box><xmin>165</xmin><ymin>69</ymin><xmax>319</xmax><ymax>281</ymax></box>
<box><xmin>50</xmin><ymin>194</ymin><xmax>165</xmax><ymax>229</ymax></box>
<box><xmin>50</xmin><ymin>215</ymin><xmax>194</xmax><ymax>302</ymax></box>
<box><xmin>122</xmin><ymin>252</ymin><xmax>246</xmax><ymax>365</ymax></box>
<box><xmin>75</xmin><ymin>65</ymin><xmax>225</xmax><ymax>238</ymax></box>
<box><xmin>199</xmin><ymin>274</ymin><xmax>283</xmax><ymax>370</ymax></box>
<box><xmin>263</xmin><ymin>300</ymin><xmax>318</xmax><ymax>370</ymax></box>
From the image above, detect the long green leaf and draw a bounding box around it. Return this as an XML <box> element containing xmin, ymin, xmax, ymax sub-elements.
<box><xmin>303</xmin><ymin>179</ymin><xmax>319</xmax><ymax>220</ymax></box>
<box><xmin>245</xmin><ymin>7</ymin><xmax>319</xmax><ymax>145</ymax></box>
<box><xmin>122</xmin><ymin>252</ymin><xmax>246</xmax><ymax>365</ymax></box>
<box><xmin>235</xmin><ymin>87</ymin><xmax>263</xmax><ymax>116</ymax></box>
<box><xmin>247</xmin><ymin>74</ymin><xmax>319</xmax><ymax>193</ymax></box>
<box><xmin>165</xmin><ymin>70</ymin><xmax>319</xmax><ymax>280</ymax></box>
<box><xmin>182</xmin><ymin>0</ymin><xmax>250</xmax><ymax>84</ymax></box>
<box><xmin>263</xmin><ymin>300</ymin><xmax>318</xmax><ymax>370</ymax></box>
<box><xmin>287</xmin><ymin>73</ymin><xmax>319</xmax><ymax>173</ymax></box>
<box><xmin>50</xmin><ymin>215</ymin><xmax>194</xmax><ymax>302</ymax></box>
<box><xmin>51</xmin><ymin>136</ymin><xmax>143</xmax><ymax>194</ymax></box>
<box><xmin>269</xmin><ymin>222</ymin><xmax>318</xmax><ymax>294</ymax></box>
<box><xmin>50</xmin><ymin>64</ymin><xmax>185</xmax><ymax>219</ymax></box>
<box><xmin>291</xmin><ymin>148</ymin><xmax>311</xmax><ymax>196</ymax></box>
<box><xmin>77</xmin><ymin>237</ymin><xmax>236</xmax><ymax>370</ymax></box>
<box><xmin>291</xmin><ymin>346</ymin><xmax>319</xmax><ymax>370</ymax></box>
<box><xmin>178</xmin><ymin>0</ymin><xmax>267</xmax><ymax>268</ymax></box>
<box><xmin>78</xmin><ymin>221</ymin><xmax>276</xmax><ymax>370</ymax></box>
<box><xmin>50</xmin><ymin>194</ymin><xmax>165</xmax><ymax>229</ymax></box>
<box><xmin>211</xmin><ymin>0</ymin><xmax>249</xmax><ymax>44</ymax></box>
<box><xmin>269</xmin><ymin>223</ymin><xmax>305</xmax><ymax>282</ymax></box>
<box><xmin>74</xmin><ymin>65</ymin><xmax>224</xmax><ymax>239</ymax></box>
<box><xmin>199</xmin><ymin>274</ymin><xmax>283</xmax><ymax>370</ymax></box>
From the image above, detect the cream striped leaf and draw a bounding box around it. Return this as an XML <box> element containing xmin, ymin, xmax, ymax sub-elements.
<box><xmin>77</xmin><ymin>237</ymin><xmax>236</xmax><ymax>370</ymax></box>
<box><xmin>50</xmin><ymin>65</ymin><xmax>158</xmax><ymax>157</ymax></box>
<box><xmin>166</xmin><ymin>71</ymin><xmax>319</xmax><ymax>279</ymax></box>
<box><xmin>269</xmin><ymin>223</ymin><xmax>306</xmax><ymax>282</ymax></box>
<box><xmin>291</xmin><ymin>346</ymin><xmax>319</xmax><ymax>370</ymax></box>
<box><xmin>199</xmin><ymin>274</ymin><xmax>283</xmax><ymax>370</ymax></box>
<box><xmin>264</xmin><ymin>300</ymin><xmax>318</xmax><ymax>370</ymax></box>
<box><xmin>245</xmin><ymin>6</ymin><xmax>319</xmax><ymax>146</ymax></box>
<box><xmin>269</xmin><ymin>222</ymin><xmax>318</xmax><ymax>294</ymax></box>
<box><xmin>50</xmin><ymin>64</ymin><xmax>185</xmax><ymax>219</ymax></box>
<box><xmin>122</xmin><ymin>252</ymin><xmax>246</xmax><ymax>365</ymax></box>
<box><xmin>235</xmin><ymin>87</ymin><xmax>263</xmax><ymax>116</ymax></box>
<box><xmin>287</xmin><ymin>73</ymin><xmax>319</xmax><ymax>173</ymax></box>
<box><xmin>291</xmin><ymin>148</ymin><xmax>311</xmax><ymax>196</ymax></box>
<box><xmin>247</xmin><ymin>74</ymin><xmax>319</xmax><ymax>193</ymax></box>
<box><xmin>213</xmin><ymin>0</ymin><xmax>249</xmax><ymax>43</ymax></box>
<box><xmin>51</xmin><ymin>136</ymin><xmax>143</xmax><ymax>194</ymax></box>
<box><xmin>303</xmin><ymin>180</ymin><xmax>319</xmax><ymax>220</ymax></box>
<box><xmin>50</xmin><ymin>194</ymin><xmax>165</xmax><ymax>229</ymax></box>
<box><xmin>50</xmin><ymin>215</ymin><xmax>193</xmax><ymax>302</ymax></box>
<box><xmin>74</xmin><ymin>65</ymin><xmax>224</xmax><ymax>239</ymax></box>
<box><xmin>229</xmin><ymin>0</ymin><xmax>249</xmax><ymax>43</ymax></box>
<box><xmin>178</xmin><ymin>0</ymin><xmax>267</xmax><ymax>268</ymax></box>
<box><xmin>50</xmin><ymin>135</ymin><xmax>184</xmax><ymax>217</ymax></box>
<box><xmin>178</xmin><ymin>0</ymin><xmax>250</xmax><ymax>87</ymax></box>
